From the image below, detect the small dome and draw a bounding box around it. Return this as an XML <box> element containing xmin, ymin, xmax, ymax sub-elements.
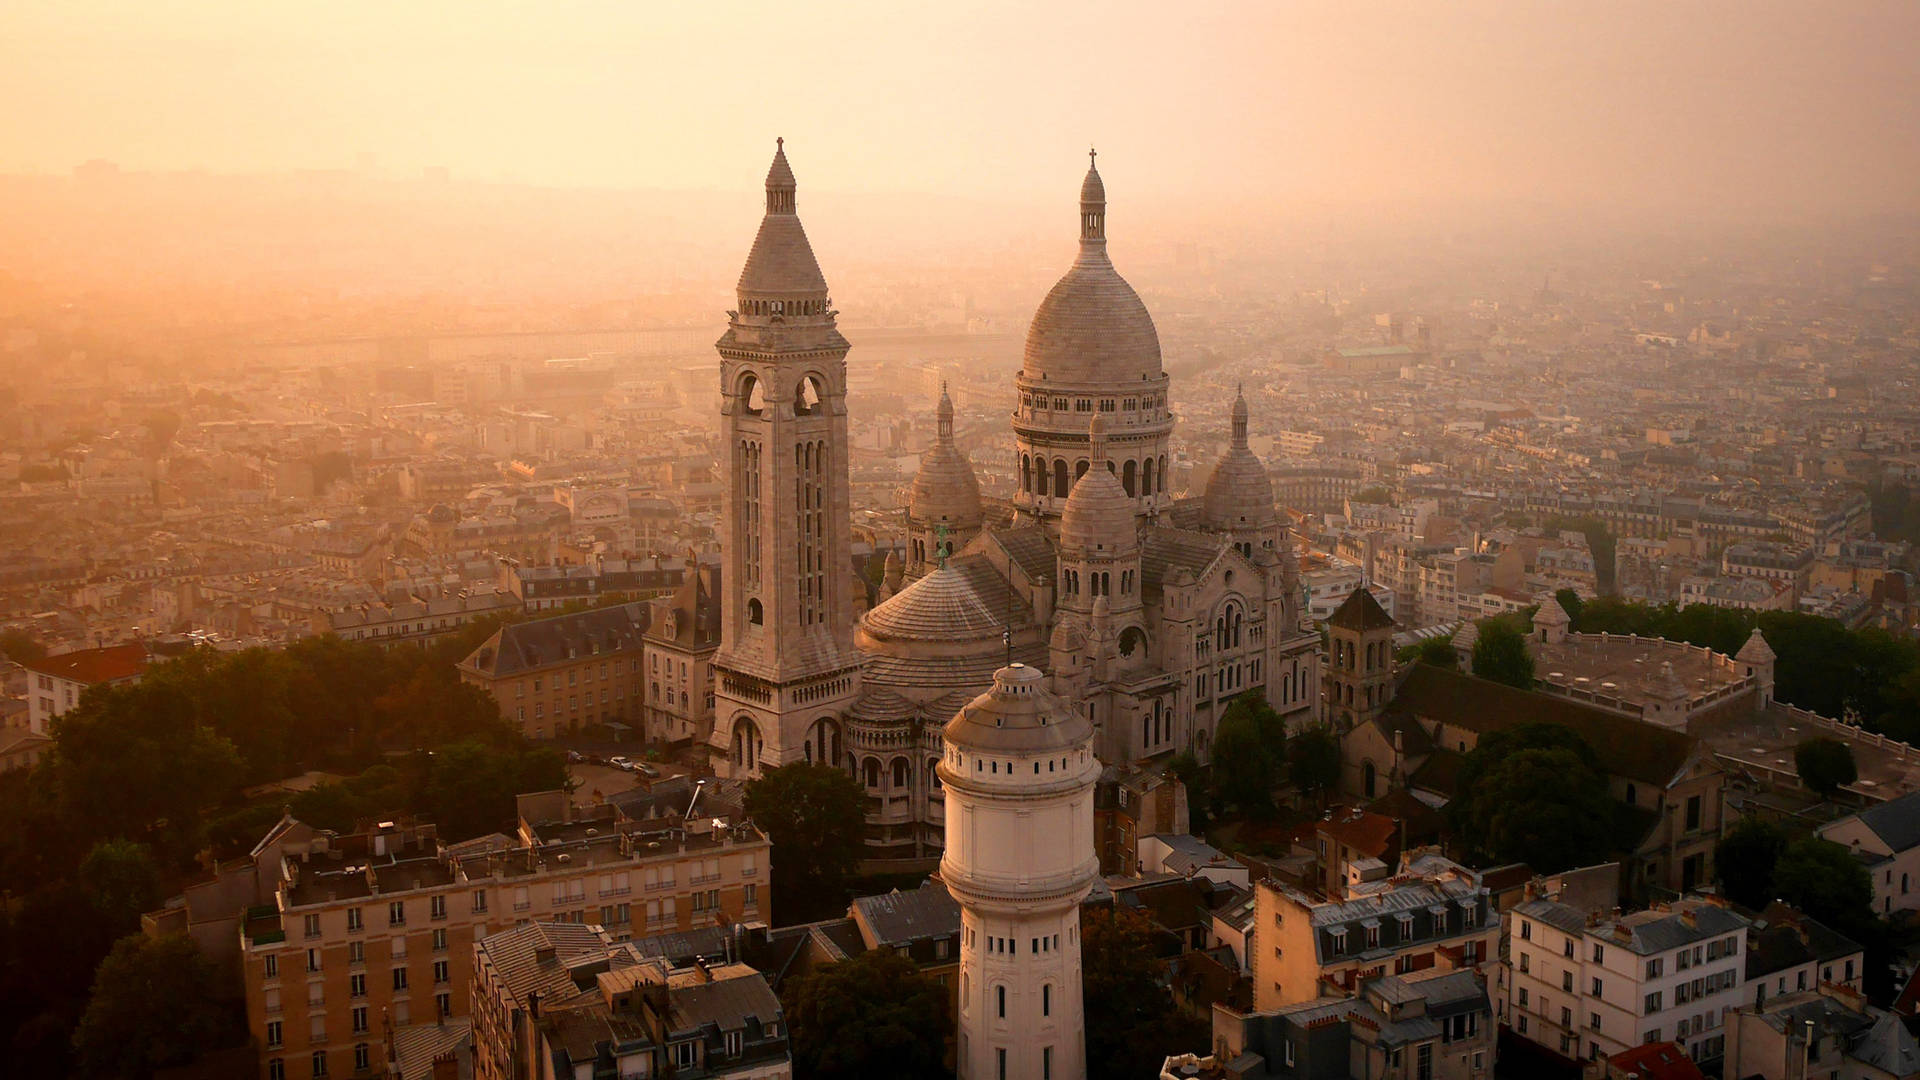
<box><xmin>863</xmin><ymin>563</ymin><xmax>1005</xmax><ymax>641</ymax></box>
<box><xmin>944</xmin><ymin>663</ymin><xmax>1092</xmax><ymax>755</ymax></box>
<box><xmin>1080</xmin><ymin>159</ymin><xmax>1105</xmax><ymax>205</ymax></box>
<box><xmin>1059</xmin><ymin>417</ymin><xmax>1137</xmax><ymax>554</ymax></box>
<box><xmin>1203</xmin><ymin>453</ymin><xmax>1277</xmax><ymax>530</ymax></box>
<box><xmin>908</xmin><ymin>387</ymin><xmax>982</xmax><ymax>528</ymax></box>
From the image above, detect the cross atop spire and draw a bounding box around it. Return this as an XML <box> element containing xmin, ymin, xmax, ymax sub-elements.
<box><xmin>1079</xmin><ymin>149</ymin><xmax>1106</xmax><ymax>249</ymax></box>
<box><xmin>1089</xmin><ymin>146</ymin><xmax>1097</xmax><ymax>167</ymax></box>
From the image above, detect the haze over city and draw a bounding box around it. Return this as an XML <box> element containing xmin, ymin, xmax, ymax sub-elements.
<box><xmin>3</xmin><ymin>5</ymin><xmax>1920</xmax><ymax>1080</ymax></box>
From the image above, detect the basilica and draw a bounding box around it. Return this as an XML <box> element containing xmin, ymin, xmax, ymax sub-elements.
<box><xmin>706</xmin><ymin>141</ymin><xmax>1322</xmax><ymax>857</ymax></box>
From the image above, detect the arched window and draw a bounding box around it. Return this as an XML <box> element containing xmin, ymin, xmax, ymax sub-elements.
<box><xmin>928</xmin><ymin>758</ymin><xmax>941</xmax><ymax>791</ymax></box>
<box><xmin>1035</xmin><ymin>456</ymin><xmax>1048</xmax><ymax>496</ymax></box>
<box><xmin>747</xmin><ymin>598</ymin><xmax>763</xmax><ymax>625</ymax></box>
<box><xmin>1075</xmin><ymin>460</ymin><xmax>1089</xmax><ymax>483</ymax></box>
<box><xmin>891</xmin><ymin>757</ymin><xmax>909</xmax><ymax>789</ymax></box>
<box><xmin>1143</xmin><ymin>457</ymin><xmax>1155</xmax><ymax>497</ymax></box>
<box><xmin>740</xmin><ymin>372</ymin><xmax>766</xmax><ymax>416</ymax></box>
<box><xmin>1021</xmin><ymin>454</ymin><xmax>1031</xmax><ymax>493</ymax></box>
<box><xmin>1363</xmin><ymin>760</ymin><xmax>1377</xmax><ymax>798</ymax></box>
<box><xmin>1054</xmin><ymin>459</ymin><xmax>1069</xmax><ymax>496</ymax></box>
<box><xmin>863</xmin><ymin>757</ymin><xmax>882</xmax><ymax>788</ymax></box>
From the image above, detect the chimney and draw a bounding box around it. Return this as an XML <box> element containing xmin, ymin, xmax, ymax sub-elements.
<box><xmin>527</xmin><ymin>990</ymin><xmax>541</xmax><ymax>1020</ymax></box>
<box><xmin>692</xmin><ymin>958</ymin><xmax>712</xmax><ymax>984</ymax></box>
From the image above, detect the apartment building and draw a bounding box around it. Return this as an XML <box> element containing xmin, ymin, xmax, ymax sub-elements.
<box><xmin>1724</xmin><ymin>983</ymin><xmax>1920</xmax><ymax>1080</ymax></box>
<box><xmin>642</xmin><ymin>564</ymin><xmax>721</xmax><ymax>748</ymax></box>
<box><xmin>471</xmin><ymin>921</ymin><xmax>789</xmax><ymax>1080</ymax></box>
<box><xmin>457</xmin><ymin>602</ymin><xmax>648</xmax><ymax>739</ymax></box>
<box><xmin>1503</xmin><ymin>896</ymin><xmax>1747</xmax><ymax>1070</ymax></box>
<box><xmin>1198</xmin><ymin>970</ymin><xmax>1495</xmax><ymax>1080</ymax></box>
<box><xmin>236</xmin><ymin>791</ymin><xmax>769</xmax><ymax>1080</ymax></box>
<box><xmin>316</xmin><ymin>592</ymin><xmax>522</xmax><ymax>649</ymax></box>
<box><xmin>1252</xmin><ymin>853</ymin><xmax>1498</xmax><ymax>1012</ymax></box>
<box><xmin>21</xmin><ymin>641</ymin><xmax>148</xmax><ymax>731</ymax></box>
<box><xmin>1816</xmin><ymin>789</ymin><xmax>1920</xmax><ymax>917</ymax></box>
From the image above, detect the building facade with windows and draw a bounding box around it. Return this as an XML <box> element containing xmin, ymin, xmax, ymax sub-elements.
<box><xmin>236</xmin><ymin>792</ymin><xmax>768</xmax><ymax>1080</ymax></box>
<box><xmin>21</xmin><ymin>641</ymin><xmax>148</xmax><ymax>732</ymax></box>
<box><xmin>457</xmin><ymin>602</ymin><xmax>648</xmax><ymax>739</ymax></box>
<box><xmin>1252</xmin><ymin>853</ymin><xmax>1498</xmax><ymax>1013</ymax></box>
<box><xmin>1502</xmin><ymin>896</ymin><xmax>1747</xmax><ymax>1070</ymax></box>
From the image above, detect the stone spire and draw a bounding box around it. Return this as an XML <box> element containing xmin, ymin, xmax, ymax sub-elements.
<box><xmin>736</xmin><ymin>138</ymin><xmax>829</xmax><ymax>302</ymax></box>
<box><xmin>1079</xmin><ymin>146</ymin><xmax>1106</xmax><ymax>256</ymax></box>
<box><xmin>1231</xmin><ymin>382</ymin><xmax>1250</xmax><ymax>447</ymax></box>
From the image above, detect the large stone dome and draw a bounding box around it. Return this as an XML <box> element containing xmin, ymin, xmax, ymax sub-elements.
<box><xmin>1020</xmin><ymin>158</ymin><xmax>1162</xmax><ymax>386</ymax></box>
<box><xmin>1202</xmin><ymin>387</ymin><xmax>1279</xmax><ymax>530</ymax></box>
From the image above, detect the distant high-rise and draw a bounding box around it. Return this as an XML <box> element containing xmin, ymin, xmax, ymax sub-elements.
<box><xmin>710</xmin><ymin>139</ymin><xmax>861</xmax><ymax>777</ymax></box>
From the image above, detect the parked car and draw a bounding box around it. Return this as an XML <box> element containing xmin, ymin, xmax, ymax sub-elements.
<box><xmin>608</xmin><ymin>756</ymin><xmax>636</xmax><ymax>772</ymax></box>
<box><xmin>635</xmin><ymin>762</ymin><xmax>660</xmax><ymax>778</ymax></box>
<box><xmin>566</xmin><ymin>750</ymin><xmax>584</xmax><ymax>764</ymax></box>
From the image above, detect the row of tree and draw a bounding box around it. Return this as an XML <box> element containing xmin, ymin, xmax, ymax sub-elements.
<box><xmin>1169</xmin><ymin>692</ymin><xmax>1341</xmax><ymax>830</ymax></box>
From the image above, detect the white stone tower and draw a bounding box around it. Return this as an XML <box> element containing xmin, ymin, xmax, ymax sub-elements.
<box><xmin>939</xmin><ymin>663</ymin><xmax>1098</xmax><ymax>1080</ymax></box>
<box><xmin>710</xmin><ymin>139</ymin><xmax>861</xmax><ymax>777</ymax></box>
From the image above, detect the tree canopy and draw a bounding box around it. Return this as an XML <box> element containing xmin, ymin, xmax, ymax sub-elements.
<box><xmin>1286</xmin><ymin>725</ymin><xmax>1343</xmax><ymax>806</ymax></box>
<box><xmin>780</xmin><ymin>947</ymin><xmax>951</xmax><ymax>1080</ymax></box>
<box><xmin>1447</xmin><ymin>722</ymin><xmax>1614</xmax><ymax>872</ymax></box>
<box><xmin>1795</xmin><ymin>737</ymin><xmax>1859</xmax><ymax>798</ymax></box>
<box><xmin>1082</xmin><ymin>905</ymin><xmax>1209</xmax><ymax>1080</ymax></box>
<box><xmin>744</xmin><ymin>763</ymin><xmax>869</xmax><ymax>924</ymax></box>
<box><xmin>1713</xmin><ymin>817</ymin><xmax>1789</xmax><ymax>910</ymax></box>
<box><xmin>1470</xmin><ymin>619</ymin><xmax>1536</xmax><ymax>689</ymax></box>
<box><xmin>1400</xmin><ymin>634</ymin><xmax>1458</xmax><ymax>669</ymax></box>
<box><xmin>1773</xmin><ymin>837</ymin><xmax>1875</xmax><ymax>933</ymax></box>
<box><xmin>71</xmin><ymin>934</ymin><xmax>239</xmax><ymax>1080</ymax></box>
<box><xmin>1209</xmin><ymin>693</ymin><xmax>1287</xmax><ymax>818</ymax></box>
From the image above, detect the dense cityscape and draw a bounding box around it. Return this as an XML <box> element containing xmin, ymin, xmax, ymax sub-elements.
<box><xmin>4</xmin><ymin>5</ymin><xmax>1920</xmax><ymax>1080</ymax></box>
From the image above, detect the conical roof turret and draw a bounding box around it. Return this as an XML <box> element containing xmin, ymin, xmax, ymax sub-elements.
<box><xmin>1060</xmin><ymin>414</ymin><xmax>1136</xmax><ymax>555</ymax></box>
<box><xmin>737</xmin><ymin>138</ymin><xmax>829</xmax><ymax>299</ymax></box>
<box><xmin>1736</xmin><ymin>627</ymin><xmax>1775</xmax><ymax>663</ymax></box>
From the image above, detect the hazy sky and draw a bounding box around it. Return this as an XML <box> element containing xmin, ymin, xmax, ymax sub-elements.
<box><xmin>5</xmin><ymin>1</ymin><xmax>1918</xmax><ymax>216</ymax></box>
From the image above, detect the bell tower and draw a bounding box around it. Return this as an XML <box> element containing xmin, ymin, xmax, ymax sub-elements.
<box><xmin>711</xmin><ymin>139</ymin><xmax>862</xmax><ymax>778</ymax></box>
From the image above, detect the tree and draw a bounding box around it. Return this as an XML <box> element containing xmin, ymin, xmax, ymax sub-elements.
<box><xmin>1082</xmin><ymin>906</ymin><xmax>1209</xmax><ymax>1080</ymax></box>
<box><xmin>1554</xmin><ymin>588</ymin><xmax>1586</xmax><ymax>626</ymax></box>
<box><xmin>745</xmin><ymin>763</ymin><xmax>869</xmax><ymax>924</ymax></box>
<box><xmin>1210</xmin><ymin>696</ymin><xmax>1284</xmax><ymax>818</ymax></box>
<box><xmin>1713</xmin><ymin>817</ymin><xmax>1787</xmax><ymax>910</ymax></box>
<box><xmin>418</xmin><ymin>741</ymin><xmax>568</xmax><ymax>841</ymax></box>
<box><xmin>72</xmin><ymin>934</ymin><xmax>239</xmax><ymax>1079</ymax></box>
<box><xmin>780</xmin><ymin>947</ymin><xmax>950</xmax><ymax>1080</ymax></box>
<box><xmin>1401</xmin><ymin>635</ymin><xmax>1457</xmax><ymax>669</ymax></box>
<box><xmin>1447</xmin><ymin>723</ymin><xmax>1613</xmax><ymax>872</ymax></box>
<box><xmin>1795</xmin><ymin>738</ymin><xmax>1859</xmax><ymax>798</ymax></box>
<box><xmin>1471</xmin><ymin>619</ymin><xmax>1535</xmax><ymax>689</ymax></box>
<box><xmin>1773</xmin><ymin>837</ymin><xmax>1875</xmax><ymax>933</ymax></box>
<box><xmin>0</xmin><ymin>629</ymin><xmax>45</xmax><ymax>664</ymax></box>
<box><xmin>77</xmin><ymin>840</ymin><xmax>161</xmax><ymax>935</ymax></box>
<box><xmin>1286</xmin><ymin>725</ymin><xmax>1342</xmax><ymax>806</ymax></box>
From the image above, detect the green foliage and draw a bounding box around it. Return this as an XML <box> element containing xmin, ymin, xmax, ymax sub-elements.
<box><xmin>0</xmin><ymin>629</ymin><xmax>46</xmax><ymax>663</ymax></box>
<box><xmin>1795</xmin><ymin>738</ymin><xmax>1859</xmax><ymax>797</ymax></box>
<box><xmin>745</xmin><ymin>763</ymin><xmax>869</xmax><ymax>924</ymax></box>
<box><xmin>289</xmin><ymin>744</ymin><xmax>566</xmax><ymax>842</ymax></box>
<box><xmin>780</xmin><ymin>947</ymin><xmax>951</xmax><ymax>1080</ymax></box>
<box><xmin>1401</xmin><ymin>634</ymin><xmax>1458</xmax><ymax>669</ymax></box>
<box><xmin>78</xmin><ymin>841</ymin><xmax>162</xmax><ymax>936</ymax></box>
<box><xmin>1554</xmin><ymin>588</ymin><xmax>1586</xmax><ymax>626</ymax></box>
<box><xmin>1713</xmin><ymin>817</ymin><xmax>1788</xmax><ymax>909</ymax></box>
<box><xmin>1210</xmin><ymin>694</ymin><xmax>1286</xmax><ymax>818</ymax></box>
<box><xmin>1773</xmin><ymin>837</ymin><xmax>1875</xmax><ymax>933</ymax></box>
<box><xmin>1869</xmin><ymin>479</ymin><xmax>1920</xmax><ymax>546</ymax></box>
<box><xmin>1082</xmin><ymin>906</ymin><xmax>1210</xmax><ymax>1080</ymax></box>
<box><xmin>72</xmin><ymin>934</ymin><xmax>239</xmax><ymax>1079</ymax></box>
<box><xmin>1448</xmin><ymin>722</ymin><xmax>1613</xmax><ymax>872</ymax></box>
<box><xmin>1471</xmin><ymin>619</ymin><xmax>1536</xmax><ymax>689</ymax></box>
<box><xmin>1286</xmin><ymin>725</ymin><xmax>1343</xmax><ymax>805</ymax></box>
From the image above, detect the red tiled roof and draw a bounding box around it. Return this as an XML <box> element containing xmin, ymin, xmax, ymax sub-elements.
<box><xmin>23</xmin><ymin>643</ymin><xmax>149</xmax><ymax>685</ymax></box>
<box><xmin>1607</xmin><ymin>1041</ymin><xmax>1705</xmax><ymax>1080</ymax></box>
<box><xmin>1319</xmin><ymin>810</ymin><xmax>1398</xmax><ymax>858</ymax></box>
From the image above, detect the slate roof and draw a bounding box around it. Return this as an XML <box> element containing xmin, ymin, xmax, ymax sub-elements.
<box><xmin>664</xmin><ymin>970</ymin><xmax>783</xmax><ymax>1040</ymax></box>
<box><xmin>1141</xmin><ymin>526</ymin><xmax>1227</xmax><ymax>597</ymax></box>
<box><xmin>1391</xmin><ymin>664</ymin><xmax>1699</xmax><ymax>787</ymax></box>
<box><xmin>1605</xmin><ymin>1041</ymin><xmax>1705</xmax><ymax>1080</ymax></box>
<box><xmin>476</xmin><ymin>922</ymin><xmax>620</xmax><ymax>1009</ymax></box>
<box><xmin>989</xmin><ymin>526</ymin><xmax>1057</xmax><ymax>585</ymax></box>
<box><xmin>1855</xmin><ymin>789</ymin><xmax>1920</xmax><ymax>854</ymax></box>
<box><xmin>1329</xmin><ymin>587</ymin><xmax>1396</xmax><ymax>631</ymax></box>
<box><xmin>461</xmin><ymin>602</ymin><xmax>649</xmax><ymax>678</ymax></box>
<box><xmin>850</xmin><ymin>882</ymin><xmax>962</xmax><ymax>946</ymax></box>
